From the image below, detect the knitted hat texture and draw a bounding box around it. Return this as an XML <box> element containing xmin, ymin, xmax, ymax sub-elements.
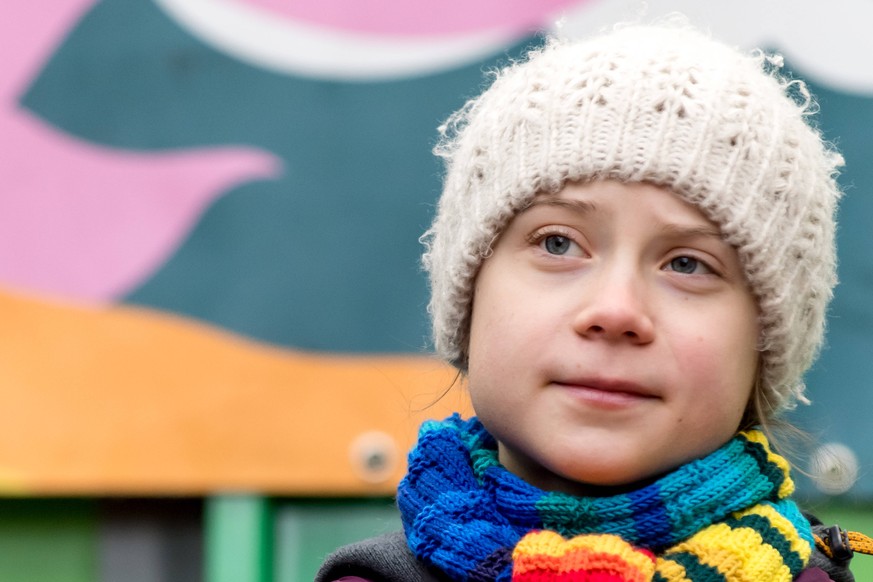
<box><xmin>421</xmin><ymin>23</ymin><xmax>843</xmax><ymax>415</ymax></box>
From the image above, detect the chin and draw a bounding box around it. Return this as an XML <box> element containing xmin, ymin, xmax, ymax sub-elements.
<box><xmin>553</xmin><ymin>460</ymin><xmax>666</xmax><ymax>495</ymax></box>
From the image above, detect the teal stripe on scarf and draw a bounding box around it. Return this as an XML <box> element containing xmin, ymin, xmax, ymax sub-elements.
<box><xmin>657</xmin><ymin>435</ymin><xmax>782</xmax><ymax>543</ymax></box>
<box><xmin>769</xmin><ymin>499</ymin><xmax>816</xmax><ymax>547</ymax></box>
<box><xmin>742</xmin><ymin>437</ymin><xmax>786</xmax><ymax>491</ymax></box>
<box><xmin>665</xmin><ymin>551</ymin><xmax>727</xmax><ymax>581</ymax></box>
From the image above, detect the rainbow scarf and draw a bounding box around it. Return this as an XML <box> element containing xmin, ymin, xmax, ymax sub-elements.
<box><xmin>397</xmin><ymin>415</ymin><xmax>813</xmax><ymax>581</ymax></box>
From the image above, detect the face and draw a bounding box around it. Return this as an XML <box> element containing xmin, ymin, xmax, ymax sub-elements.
<box><xmin>466</xmin><ymin>181</ymin><xmax>759</xmax><ymax>494</ymax></box>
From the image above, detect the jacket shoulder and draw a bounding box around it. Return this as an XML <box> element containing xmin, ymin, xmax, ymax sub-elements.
<box><xmin>314</xmin><ymin>531</ymin><xmax>443</xmax><ymax>582</ymax></box>
<box><xmin>805</xmin><ymin>514</ymin><xmax>855</xmax><ymax>582</ymax></box>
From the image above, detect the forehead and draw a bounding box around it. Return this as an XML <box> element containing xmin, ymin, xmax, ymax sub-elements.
<box><xmin>516</xmin><ymin>181</ymin><xmax>723</xmax><ymax>236</ymax></box>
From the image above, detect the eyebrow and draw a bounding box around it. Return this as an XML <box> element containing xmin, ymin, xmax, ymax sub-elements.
<box><xmin>522</xmin><ymin>198</ymin><xmax>598</xmax><ymax>215</ymax></box>
<box><xmin>522</xmin><ymin>198</ymin><xmax>725</xmax><ymax>240</ymax></box>
<box><xmin>658</xmin><ymin>223</ymin><xmax>724</xmax><ymax>240</ymax></box>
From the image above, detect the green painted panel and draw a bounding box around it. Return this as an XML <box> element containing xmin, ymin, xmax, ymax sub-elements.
<box><xmin>205</xmin><ymin>495</ymin><xmax>272</xmax><ymax>582</ymax></box>
<box><xmin>0</xmin><ymin>499</ymin><xmax>97</xmax><ymax>582</ymax></box>
<box><xmin>274</xmin><ymin>498</ymin><xmax>401</xmax><ymax>582</ymax></box>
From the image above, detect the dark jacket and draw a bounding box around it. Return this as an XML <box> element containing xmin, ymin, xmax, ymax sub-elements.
<box><xmin>315</xmin><ymin>527</ymin><xmax>855</xmax><ymax>582</ymax></box>
<box><xmin>315</xmin><ymin>531</ymin><xmax>440</xmax><ymax>582</ymax></box>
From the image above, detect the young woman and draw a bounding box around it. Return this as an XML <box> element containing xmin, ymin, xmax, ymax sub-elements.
<box><xmin>318</xmin><ymin>21</ymin><xmax>849</xmax><ymax>581</ymax></box>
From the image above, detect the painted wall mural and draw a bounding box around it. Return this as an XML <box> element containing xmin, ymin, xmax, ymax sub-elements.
<box><xmin>1</xmin><ymin>0</ymin><xmax>871</xmax><ymax>496</ymax></box>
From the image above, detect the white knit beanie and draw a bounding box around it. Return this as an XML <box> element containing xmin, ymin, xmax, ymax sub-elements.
<box><xmin>421</xmin><ymin>22</ymin><xmax>844</xmax><ymax>416</ymax></box>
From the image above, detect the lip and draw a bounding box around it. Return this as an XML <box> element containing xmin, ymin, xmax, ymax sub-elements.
<box><xmin>552</xmin><ymin>377</ymin><xmax>659</xmax><ymax>408</ymax></box>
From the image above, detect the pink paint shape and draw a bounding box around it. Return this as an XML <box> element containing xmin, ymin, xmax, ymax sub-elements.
<box><xmin>0</xmin><ymin>111</ymin><xmax>281</xmax><ymax>300</ymax></box>
<box><xmin>244</xmin><ymin>0</ymin><xmax>586</xmax><ymax>36</ymax></box>
<box><xmin>0</xmin><ymin>0</ymin><xmax>98</xmax><ymax>102</ymax></box>
<box><xmin>0</xmin><ymin>0</ymin><xmax>282</xmax><ymax>301</ymax></box>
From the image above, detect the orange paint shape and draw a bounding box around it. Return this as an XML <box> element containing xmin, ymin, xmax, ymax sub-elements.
<box><xmin>0</xmin><ymin>288</ymin><xmax>471</xmax><ymax>495</ymax></box>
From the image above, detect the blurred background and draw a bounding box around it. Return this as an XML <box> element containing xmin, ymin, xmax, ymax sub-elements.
<box><xmin>0</xmin><ymin>0</ymin><xmax>871</xmax><ymax>580</ymax></box>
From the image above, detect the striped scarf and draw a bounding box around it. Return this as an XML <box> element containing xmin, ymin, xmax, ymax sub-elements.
<box><xmin>397</xmin><ymin>415</ymin><xmax>813</xmax><ymax>581</ymax></box>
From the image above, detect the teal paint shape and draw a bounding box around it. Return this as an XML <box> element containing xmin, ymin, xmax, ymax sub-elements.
<box><xmin>21</xmin><ymin>0</ymin><xmax>540</xmax><ymax>355</ymax></box>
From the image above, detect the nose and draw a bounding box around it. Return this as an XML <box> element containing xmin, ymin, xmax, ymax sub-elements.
<box><xmin>572</xmin><ymin>268</ymin><xmax>655</xmax><ymax>344</ymax></box>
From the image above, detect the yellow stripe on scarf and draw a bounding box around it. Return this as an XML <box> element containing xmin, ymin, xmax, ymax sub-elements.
<box><xmin>655</xmin><ymin>505</ymin><xmax>812</xmax><ymax>582</ymax></box>
<box><xmin>734</xmin><ymin>504</ymin><xmax>813</xmax><ymax>563</ymax></box>
<box><xmin>664</xmin><ymin>523</ymin><xmax>791</xmax><ymax>581</ymax></box>
<box><xmin>653</xmin><ymin>558</ymin><xmax>692</xmax><ymax>582</ymax></box>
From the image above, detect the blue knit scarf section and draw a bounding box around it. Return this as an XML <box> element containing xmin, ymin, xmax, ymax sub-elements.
<box><xmin>397</xmin><ymin>415</ymin><xmax>812</xmax><ymax>581</ymax></box>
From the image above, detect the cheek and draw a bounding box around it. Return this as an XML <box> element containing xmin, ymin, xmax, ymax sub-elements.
<box><xmin>676</xmin><ymin>340</ymin><xmax>728</xmax><ymax>394</ymax></box>
<box><xmin>719</xmin><ymin>305</ymin><xmax>761</xmax><ymax>392</ymax></box>
<box><xmin>468</xmin><ymin>307</ymin><xmax>527</xmax><ymax>385</ymax></box>
<box><xmin>674</xmin><ymin>324</ymin><xmax>758</xmax><ymax>415</ymax></box>
<box><xmin>467</xmin><ymin>281</ymin><xmax>544</xmax><ymax>411</ymax></box>
<box><xmin>683</xmin><ymin>293</ymin><xmax>758</xmax><ymax>368</ymax></box>
<box><xmin>468</xmin><ymin>302</ymin><xmax>506</xmax><ymax>366</ymax></box>
<box><xmin>468</xmin><ymin>275</ymin><xmax>528</xmax><ymax>368</ymax></box>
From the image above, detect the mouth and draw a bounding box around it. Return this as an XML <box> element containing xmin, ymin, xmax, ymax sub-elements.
<box><xmin>553</xmin><ymin>377</ymin><xmax>659</xmax><ymax>408</ymax></box>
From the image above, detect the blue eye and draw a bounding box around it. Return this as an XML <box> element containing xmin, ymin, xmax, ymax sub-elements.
<box><xmin>543</xmin><ymin>235</ymin><xmax>572</xmax><ymax>255</ymax></box>
<box><xmin>669</xmin><ymin>256</ymin><xmax>707</xmax><ymax>274</ymax></box>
